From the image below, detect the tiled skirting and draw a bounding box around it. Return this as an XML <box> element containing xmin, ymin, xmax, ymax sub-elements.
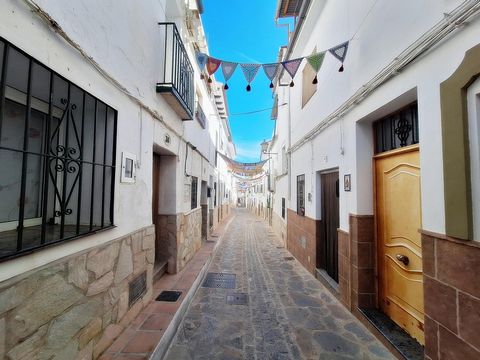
<box><xmin>421</xmin><ymin>231</ymin><xmax>480</xmax><ymax>360</ymax></box>
<box><xmin>286</xmin><ymin>209</ymin><xmax>319</xmax><ymax>274</ymax></box>
<box><xmin>338</xmin><ymin>215</ymin><xmax>376</xmax><ymax>310</ymax></box>
<box><xmin>0</xmin><ymin>226</ymin><xmax>155</xmax><ymax>360</ymax></box>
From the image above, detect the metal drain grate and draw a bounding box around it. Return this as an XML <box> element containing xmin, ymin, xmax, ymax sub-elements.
<box><xmin>277</xmin><ymin>246</ymin><xmax>284</xmax><ymax>249</ymax></box>
<box><xmin>203</xmin><ymin>272</ymin><xmax>236</xmax><ymax>289</ymax></box>
<box><xmin>284</xmin><ymin>256</ymin><xmax>295</xmax><ymax>261</ymax></box>
<box><xmin>226</xmin><ymin>293</ymin><xmax>248</xmax><ymax>305</ymax></box>
<box><xmin>156</xmin><ymin>290</ymin><xmax>182</xmax><ymax>302</ymax></box>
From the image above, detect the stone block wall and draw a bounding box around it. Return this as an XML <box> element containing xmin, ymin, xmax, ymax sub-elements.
<box><xmin>156</xmin><ymin>214</ymin><xmax>178</xmax><ymax>274</ymax></box>
<box><xmin>212</xmin><ymin>207</ymin><xmax>219</xmax><ymax>230</ymax></box>
<box><xmin>422</xmin><ymin>231</ymin><xmax>480</xmax><ymax>360</ymax></box>
<box><xmin>272</xmin><ymin>211</ymin><xmax>287</xmax><ymax>247</ymax></box>
<box><xmin>0</xmin><ymin>226</ymin><xmax>155</xmax><ymax>360</ymax></box>
<box><xmin>177</xmin><ymin>208</ymin><xmax>202</xmax><ymax>271</ymax></box>
<box><xmin>157</xmin><ymin>208</ymin><xmax>202</xmax><ymax>274</ymax></box>
<box><xmin>286</xmin><ymin>209</ymin><xmax>318</xmax><ymax>274</ymax></box>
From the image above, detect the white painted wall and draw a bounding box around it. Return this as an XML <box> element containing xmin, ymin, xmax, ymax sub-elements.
<box><xmin>271</xmin><ymin>0</ymin><xmax>480</xmax><ymax>235</ymax></box>
<box><xmin>0</xmin><ymin>0</ymin><xmax>236</xmax><ymax>282</ymax></box>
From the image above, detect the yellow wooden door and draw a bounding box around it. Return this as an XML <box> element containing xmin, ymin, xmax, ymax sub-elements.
<box><xmin>375</xmin><ymin>145</ymin><xmax>424</xmax><ymax>345</ymax></box>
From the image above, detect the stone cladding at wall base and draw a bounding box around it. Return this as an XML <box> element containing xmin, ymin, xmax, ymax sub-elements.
<box><xmin>272</xmin><ymin>211</ymin><xmax>287</xmax><ymax>247</ymax></box>
<box><xmin>157</xmin><ymin>208</ymin><xmax>202</xmax><ymax>274</ymax></box>
<box><xmin>0</xmin><ymin>226</ymin><xmax>155</xmax><ymax>360</ymax></box>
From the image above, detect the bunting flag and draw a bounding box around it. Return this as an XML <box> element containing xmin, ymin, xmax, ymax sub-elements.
<box><xmin>328</xmin><ymin>41</ymin><xmax>349</xmax><ymax>72</ymax></box>
<box><xmin>281</xmin><ymin>58</ymin><xmax>303</xmax><ymax>87</ymax></box>
<box><xmin>263</xmin><ymin>63</ymin><xmax>280</xmax><ymax>88</ymax></box>
<box><xmin>218</xmin><ymin>152</ymin><xmax>267</xmax><ymax>176</ymax></box>
<box><xmin>240</xmin><ymin>64</ymin><xmax>261</xmax><ymax>91</ymax></box>
<box><xmin>221</xmin><ymin>61</ymin><xmax>238</xmax><ymax>90</ymax></box>
<box><xmin>307</xmin><ymin>52</ymin><xmax>326</xmax><ymax>84</ymax></box>
<box><xmin>206</xmin><ymin>57</ymin><xmax>222</xmax><ymax>83</ymax></box>
<box><xmin>195</xmin><ymin>52</ymin><xmax>208</xmax><ymax>79</ymax></box>
<box><xmin>194</xmin><ymin>40</ymin><xmax>348</xmax><ymax>91</ymax></box>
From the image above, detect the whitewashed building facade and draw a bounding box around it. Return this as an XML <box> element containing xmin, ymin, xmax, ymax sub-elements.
<box><xmin>0</xmin><ymin>0</ymin><xmax>236</xmax><ymax>358</ymax></box>
<box><xmin>269</xmin><ymin>0</ymin><xmax>480</xmax><ymax>358</ymax></box>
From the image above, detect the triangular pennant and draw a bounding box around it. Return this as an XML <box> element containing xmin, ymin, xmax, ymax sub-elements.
<box><xmin>329</xmin><ymin>41</ymin><xmax>349</xmax><ymax>63</ymax></box>
<box><xmin>263</xmin><ymin>63</ymin><xmax>280</xmax><ymax>81</ymax></box>
<box><xmin>307</xmin><ymin>52</ymin><xmax>326</xmax><ymax>73</ymax></box>
<box><xmin>240</xmin><ymin>63</ymin><xmax>261</xmax><ymax>84</ymax></box>
<box><xmin>281</xmin><ymin>58</ymin><xmax>303</xmax><ymax>79</ymax></box>
<box><xmin>206</xmin><ymin>57</ymin><xmax>222</xmax><ymax>76</ymax></box>
<box><xmin>282</xmin><ymin>58</ymin><xmax>303</xmax><ymax>86</ymax></box>
<box><xmin>221</xmin><ymin>61</ymin><xmax>238</xmax><ymax>82</ymax></box>
<box><xmin>196</xmin><ymin>52</ymin><xmax>208</xmax><ymax>71</ymax></box>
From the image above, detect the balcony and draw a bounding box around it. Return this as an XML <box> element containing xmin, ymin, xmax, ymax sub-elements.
<box><xmin>195</xmin><ymin>103</ymin><xmax>207</xmax><ymax>129</ymax></box>
<box><xmin>156</xmin><ymin>23</ymin><xmax>194</xmax><ymax>120</ymax></box>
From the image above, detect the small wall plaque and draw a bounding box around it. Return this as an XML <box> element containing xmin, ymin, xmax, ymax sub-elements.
<box><xmin>344</xmin><ymin>174</ymin><xmax>351</xmax><ymax>192</ymax></box>
<box><xmin>121</xmin><ymin>152</ymin><xmax>137</xmax><ymax>184</ymax></box>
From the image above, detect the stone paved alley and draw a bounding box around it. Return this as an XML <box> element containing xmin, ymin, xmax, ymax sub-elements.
<box><xmin>165</xmin><ymin>210</ymin><xmax>394</xmax><ymax>360</ymax></box>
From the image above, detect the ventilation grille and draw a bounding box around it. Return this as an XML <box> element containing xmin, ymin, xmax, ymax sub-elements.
<box><xmin>129</xmin><ymin>271</ymin><xmax>147</xmax><ymax>307</ymax></box>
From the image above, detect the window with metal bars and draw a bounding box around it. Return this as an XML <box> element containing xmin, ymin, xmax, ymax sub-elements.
<box><xmin>297</xmin><ymin>175</ymin><xmax>305</xmax><ymax>216</ymax></box>
<box><xmin>0</xmin><ymin>38</ymin><xmax>117</xmax><ymax>261</ymax></box>
<box><xmin>282</xmin><ymin>197</ymin><xmax>285</xmax><ymax>219</ymax></box>
<box><xmin>191</xmin><ymin>176</ymin><xmax>198</xmax><ymax>210</ymax></box>
<box><xmin>373</xmin><ymin>102</ymin><xmax>419</xmax><ymax>154</ymax></box>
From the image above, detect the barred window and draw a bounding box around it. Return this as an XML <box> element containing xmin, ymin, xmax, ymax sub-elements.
<box><xmin>297</xmin><ymin>175</ymin><xmax>305</xmax><ymax>216</ymax></box>
<box><xmin>191</xmin><ymin>176</ymin><xmax>198</xmax><ymax>210</ymax></box>
<box><xmin>0</xmin><ymin>38</ymin><xmax>117</xmax><ymax>261</ymax></box>
<box><xmin>373</xmin><ymin>102</ymin><xmax>418</xmax><ymax>154</ymax></box>
<box><xmin>282</xmin><ymin>197</ymin><xmax>286</xmax><ymax>219</ymax></box>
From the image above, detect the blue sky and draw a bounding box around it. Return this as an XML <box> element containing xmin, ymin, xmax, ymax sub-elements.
<box><xmin>201</xmin><ymin>0</ymin><xmax>289</xmax><ymax>162</ymax></box>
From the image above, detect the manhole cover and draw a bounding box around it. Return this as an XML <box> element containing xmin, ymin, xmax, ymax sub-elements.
<box><xmin>203</xmin><ymin>273</ymin><xmax>236</xmax><ymax>289</ymax></box>
<box><xmin>156</xmin><ymin>290</ymin><xmax>182</xmax><ymax>302</ymax></box>
<box><xmin>226</xmin><ymin>293</ymin><xmax>248</xmax><ymax>305</ymax></box>
<box><xmin>284</xmin><ymin>257</ymin><xmax>295</xmax><ymax>261</ymax></box>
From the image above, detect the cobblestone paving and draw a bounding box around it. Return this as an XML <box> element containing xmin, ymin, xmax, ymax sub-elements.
<box><xmin>165</xmin><ymin>210</ymin><xmax>394</xmax><ymax>360</ymax></box>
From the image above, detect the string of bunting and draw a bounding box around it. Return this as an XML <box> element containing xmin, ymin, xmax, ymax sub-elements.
<box><xmin>195</xmin><ymin>41</ymin><xmax>348</xmax><ymax>92</ymax></box>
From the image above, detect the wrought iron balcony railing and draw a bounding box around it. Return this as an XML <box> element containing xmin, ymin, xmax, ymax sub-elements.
<box><xmin>156</xmin><ymin>23</ymin><xmax>194</xmax><ymax>120</ymax></box>
<box><xmin>195</xmin><ymin>103</ymin><xmax>206</xmax><ymax>129</ymax></box>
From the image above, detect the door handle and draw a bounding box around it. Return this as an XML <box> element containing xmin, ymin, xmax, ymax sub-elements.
<box><xmin>396</xmin><ymin>254</ymin><xmax>409</xmax><ymax>266</ymax></box>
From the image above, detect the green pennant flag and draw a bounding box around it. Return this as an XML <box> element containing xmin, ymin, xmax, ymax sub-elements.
<box><xmin>307</xmin><ymin>52</ymin><xmax>326</xmax><ymax>73</ymax></box>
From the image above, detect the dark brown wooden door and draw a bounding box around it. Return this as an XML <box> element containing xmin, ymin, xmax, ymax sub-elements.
<box><xmin>319</xmin><ymin>171</ymin><xmax>340</xmax><ymax>282</ymax></box>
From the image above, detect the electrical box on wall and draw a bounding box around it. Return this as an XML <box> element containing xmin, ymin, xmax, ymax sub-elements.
<box><xmin>121</xmin><ymin>152</ymin><xmax>137</xmax><ymax>183</ymax></box>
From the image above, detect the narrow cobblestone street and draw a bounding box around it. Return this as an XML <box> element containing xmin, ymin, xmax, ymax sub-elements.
<box><xmin>165</xmin><ymin>210</ymin><xmax>394</xmax><ymax>360</ymax></box>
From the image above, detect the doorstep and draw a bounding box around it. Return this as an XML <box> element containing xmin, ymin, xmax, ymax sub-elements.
<box><xmin>100</xmin><ymin>214</ymin><xmax>235</xmax><ymax>360</ymax></box>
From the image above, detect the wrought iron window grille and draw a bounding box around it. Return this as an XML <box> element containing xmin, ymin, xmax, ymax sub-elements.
<box><xmin>297</xmin><ymin>174</ymin><xmax>305</xmax><ymax>216</ymax></box>
<box><xmin>373</xmin><ymin>102</ymin><xmax>419</xmax><ymax>154</ymax></box>
<box><xmin>0</xmin><ymin>37</ymin><xmax>117</xmax><ymax>261</ymax></box>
